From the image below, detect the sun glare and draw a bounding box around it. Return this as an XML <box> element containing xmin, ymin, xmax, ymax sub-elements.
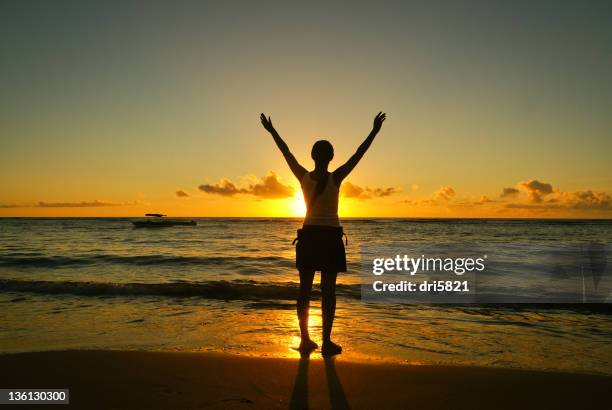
<box><xmin>291</xmin><ymin>190</ymin><xmax>307</xmax><ymax>217</ymax></box>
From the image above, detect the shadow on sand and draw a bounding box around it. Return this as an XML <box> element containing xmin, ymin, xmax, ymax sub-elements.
<box><xmin>289</xmin><ymin>355</ymin><xmax>350</xmax><ymax>410</ymax></box>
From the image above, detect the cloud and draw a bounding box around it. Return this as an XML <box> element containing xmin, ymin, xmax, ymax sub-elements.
<box><xmin>556</xmin><ymin>190</ymin><xmax>611</xmax><ymax>210</ymax></box>
<box><xmin>37</xmin><ymin>200</ymin><xmax>136</xmax><ymax>208</ymax></box>
<box><xmin>401</xmin><ymin>186</ymin><xmax>457</xmax><ymax>206</ymax></box>
<box><xmin>507</xmin><ymin>190</ymin><xmax>612</xmax><ymax>211</ymax></box>
<box><xmin>433</xmin><ymin>186</ymin><xmax>456</xmax><ymax>201</ymax></box>
<box><xmin>508</xmin><ymin>180</ymin><xmax>611</xmax><ymax>211</ymax></box>
<box><xmin>519</xmin><ymin>180</ymin><xmax>553</xmax><ymax>203</ymax></box>
<box><xmin>1</xmin><ymin>200</ymin><xmax>141</xmax><ymax>208</ymax></box>
<box><xmin>175</xmin><ymin>190</ymin><xmax>190</xmax><ymax>198</ymax></box>
<box><xmin>341</xmin><ymin>182</ymin><xmax>399</xmax><ymax>200</ymax></box>
<box><xmin>474</xmin><ymin>195</ymin><xmax>496</xmax><ymax>205</ymax></box>
<box><xmin>198</xmin><ymin>179</ymin><xmax>247</xmax><ymax>196</ymax></box>
<box><xmin>500</xmin><ymin>187</ymin><xmax>520</xmax><ymax>198</ymax></box>
<box><xmin>489</xmin><ymin>180</ymin><xmax>611</xmax><ymax>212</ymax></box>
<box><xmin>198</xmin><ymin>172</ymin><xmax>294</xmax><ymax>199</ymax></box>
<box><xmin>505</xmin><ymin>203</ymin><xmax>548</xmax><ymax>210</ymax></box>
<box><xmin>398</xmin><ymin>179</ymin><xmax>611</xmax><ymax>214</ymax></box>
<box><xmin>248</xmin><ymin>172</ymin><xmax>295</xmax><ymax>199</ymax></box>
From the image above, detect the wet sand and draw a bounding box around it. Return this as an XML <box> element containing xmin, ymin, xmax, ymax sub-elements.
<box><xmin>0</xmin><ymin>350</ymin><xmax>610</xmax><ymax>409</ymax></box>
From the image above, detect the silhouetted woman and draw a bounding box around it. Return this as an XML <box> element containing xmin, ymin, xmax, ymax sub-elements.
<box><xmin>261</xmin><ymin>112</ymin><xmax>386</xmax><ymax>356</ymax></box>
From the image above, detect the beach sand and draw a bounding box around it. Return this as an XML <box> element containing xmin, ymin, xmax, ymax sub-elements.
<box><xmin>0</xmin><ymin>350</ymin><xmax>610</xmax><ymax>409</ymax></box>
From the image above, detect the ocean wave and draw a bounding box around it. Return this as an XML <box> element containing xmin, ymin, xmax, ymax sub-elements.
<box><xmin>0</xmin><ymin>254</ymin><xmax>293</xmax><ymax>268</ymax></box>
<box><xmin>1</xmin><ymin>279</ymin><xmax>610</xmax><ymax>313</ymax></box>
<box><xmin>0</xmin><ymin>278</ymin><xmax>361</xmax><ymax>301</ymax></box>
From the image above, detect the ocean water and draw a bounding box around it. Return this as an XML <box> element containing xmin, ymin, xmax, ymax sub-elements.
<box><xmin>1</xmin><ymin>218</ymin><xmax>611</xmax><ymax>375</ymax></box>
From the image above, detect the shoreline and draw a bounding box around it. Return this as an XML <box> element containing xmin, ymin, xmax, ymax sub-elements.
<box><xmin>3</xmin><ymin>347</ymin><xmax>612</xmax><ymax>377</ymax></box>
<box><xmin>1</xmin><ymin>350</ymin><xmax>610</xmax><ymax>409</ymax></box>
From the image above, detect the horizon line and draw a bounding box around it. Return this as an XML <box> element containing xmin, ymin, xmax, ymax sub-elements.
<box><xmin>1</xmin><ymin>216</ymin><xmax>611</xmax><ymax>221</ymax></box>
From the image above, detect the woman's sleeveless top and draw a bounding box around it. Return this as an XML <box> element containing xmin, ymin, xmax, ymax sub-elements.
<box><xmin>301</xmin><ymin>172</ymin><xmax>340</xmax><ymax>227</ymax></box>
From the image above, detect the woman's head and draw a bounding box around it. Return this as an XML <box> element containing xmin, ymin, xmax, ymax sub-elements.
<box><xmin>311</xmin><ymin>140</ymin><xmax>334</xmax><ymax>164</ymax></box>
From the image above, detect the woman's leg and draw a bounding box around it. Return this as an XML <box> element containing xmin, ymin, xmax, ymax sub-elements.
<box><xmin>298</xmin><ymin>269</ymin><xmax>317</xmax><ymax>351</ymax></box>
<box><xmin>321</xmin><ymin>271</ymin><xmax>342</xmax><ymax>355</ymax></box>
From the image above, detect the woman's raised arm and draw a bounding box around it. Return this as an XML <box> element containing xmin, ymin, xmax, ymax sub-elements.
<box><xmin>333</xmin><ymin>112</ymin><xmax>386</xmax><ymax>184</ymax></box>
<box><xmin>260</xmin><ymin>113</ymin><xmax>307</xmax><ymax>181</ymax></box>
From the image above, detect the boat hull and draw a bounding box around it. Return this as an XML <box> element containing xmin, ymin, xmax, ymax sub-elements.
<box><xmin>132</xmin><ymin>220</ymin><xmax>197</xmax><ymax>228</ymax></box>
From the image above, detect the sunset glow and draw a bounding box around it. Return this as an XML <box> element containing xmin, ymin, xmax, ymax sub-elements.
<box><xmin>291</xmin><ymin>190</ymin><xmax>307</xmax><ymax>218</ymax></box>
<box><xmin>1</xmin><ymin>3</ymin><xmax>610</xmax><ymax>219</ymax></box>
<box><xmin>1</xmin><ymin>4</ymin><xmax>612</xmax><ymax>407</ymax></box>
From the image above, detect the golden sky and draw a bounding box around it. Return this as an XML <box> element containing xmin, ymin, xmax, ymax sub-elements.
<box><xmin>1</xmin><ymin>2</ymin><xmax>611</xmax><ymax>218</ymax></box>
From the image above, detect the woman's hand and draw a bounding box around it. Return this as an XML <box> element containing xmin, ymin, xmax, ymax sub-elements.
<box><xmin>372</xmin><ymin>112</ymin><xmax>386</xmax><ymax>134</ymax></box>
<box><xmin>260</xmin><ymin>113</ymin><xmax>276</xmax><ymax>134</ymax></box>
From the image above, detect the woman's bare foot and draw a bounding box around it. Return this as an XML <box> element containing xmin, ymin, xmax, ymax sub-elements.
<box><xmin>299</xmin><ymin>338</ymin><xmax>318</xmax><ymax>354</ymax></box>
<box><xmin>321</xmin><ymin>340</ymin><xmax>342</xmax><ymax>357</ymax></box>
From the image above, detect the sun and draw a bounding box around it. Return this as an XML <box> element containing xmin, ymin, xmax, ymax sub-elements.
<box><xmin>290</xmin><ymin>189</ymin><xmax>307</xmax><ymax>217</ymax></box>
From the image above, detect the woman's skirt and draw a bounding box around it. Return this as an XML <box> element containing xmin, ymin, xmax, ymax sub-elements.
<box><xmin>295</xmin><ymin>225</ymin><xmax>347</xmax><ymax>272</ymax></box>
